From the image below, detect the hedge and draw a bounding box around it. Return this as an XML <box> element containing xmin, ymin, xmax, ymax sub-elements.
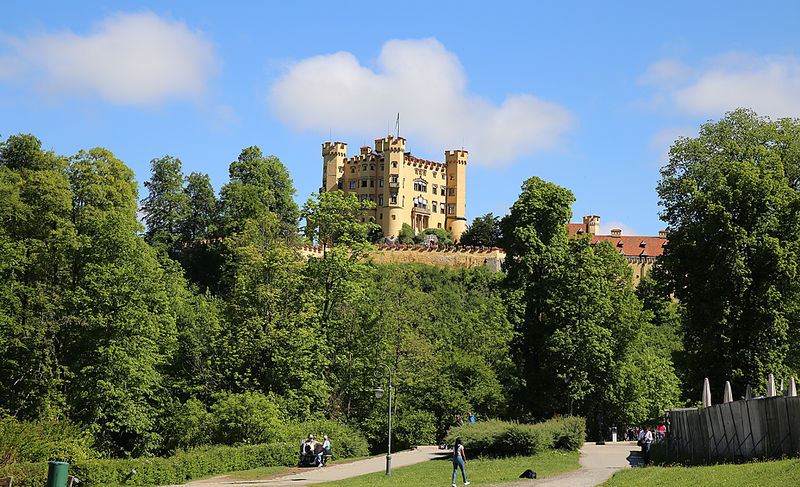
<box><xmin>0</xmin><ymin>442</ymin><xmax>296</xmax><ymax>487</ymax></box>
<box><xmin>444</xmin><ymin>416</ymin><xmax>585</xmax><ymax>457</ymax></box>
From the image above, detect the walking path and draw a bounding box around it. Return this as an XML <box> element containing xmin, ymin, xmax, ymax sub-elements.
<box><xmin>175</xmin><ymin>446</ymin><xmax>448</xmax><ymax>487</ymax></box>
<box><xmin>490</xmin><ymin>441</ymin><xmax>640</xmax><ymax>487</ymax></box>
<box><xmin>173</xmin><ymin>442</ymin><xmax>638</xmax><ymax>487</ymax></box>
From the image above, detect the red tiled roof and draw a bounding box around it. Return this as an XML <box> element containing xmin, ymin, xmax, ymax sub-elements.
<box><xmin>566</xmin><ymin>223</ymin><xmax>586</xmax><ymax>236</ymax></box>
<box><xmin>587</xmin><ymin>235</ymin><xmax>667</xmax><ymax>258</ymax></box>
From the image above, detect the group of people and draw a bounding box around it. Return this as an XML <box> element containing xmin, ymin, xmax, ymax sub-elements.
<box><xmin>454</xmin><ymin>412</ymin><xmax>476</xmax><ymax>426</ymax></box>
<box><xmin>299</xmin><ymin>434</ymin><xmax>332</xmax><ymax>467</ymax></box>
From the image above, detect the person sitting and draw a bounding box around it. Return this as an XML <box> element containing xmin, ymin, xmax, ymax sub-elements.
<box><xmin>315</xmin><ymin>435</ymin><xmax>332</xmax><ymax>466</ymax></box>
<box><xmin>300</xmin><ymin>434</ymin><xmax>319</xmax><ymax>466</ymax></box>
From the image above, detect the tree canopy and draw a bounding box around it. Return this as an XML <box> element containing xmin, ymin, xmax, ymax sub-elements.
<box><xmin>657</xmin><ymin>108</ymin><xmax>800</xmax><ymax>396</ymax></box>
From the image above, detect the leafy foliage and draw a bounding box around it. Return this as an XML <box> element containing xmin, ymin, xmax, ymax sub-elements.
<box><xmin>460</xmin><ymin>213</ymin><xmax>502</xmax><ymax>247</ymax></box>
<box><xmin>657</xmin><ymin>109</ymin><xmax>800</xmax><ymax>397</ymax></box>
<box><xmin>444</xmin><ymin>417</ymin><xmax>585</xmax><ymax>457</ymax></box>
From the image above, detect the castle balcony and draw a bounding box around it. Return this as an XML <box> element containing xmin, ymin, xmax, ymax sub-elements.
<box><xmin>412</xmin><ymin>206</ymin><xmax>431</xmax><ymax>216</ymax></box>
<box><xmin>388</xmin><ymin>181</ymin><xmax>400</xmax><ymax>189</ymax></box>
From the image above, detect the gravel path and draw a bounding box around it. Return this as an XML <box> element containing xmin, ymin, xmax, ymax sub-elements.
<box><xmin>489</xmin><ymin>441</ymin><xmax>640</xmax><ymax>487</ymax></box>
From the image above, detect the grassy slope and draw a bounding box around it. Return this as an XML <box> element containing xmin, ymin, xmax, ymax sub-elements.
<box><xmin>317</xmin><ymin>450</ymin><xmax>580</xmax><ymax>487</ymax></box>
<box><xmin>602</xmin><ymin>457</ymin><xmax>800</xmax><ymax>487</ymax></box>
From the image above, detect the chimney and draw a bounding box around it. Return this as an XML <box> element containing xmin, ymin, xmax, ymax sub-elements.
<box><xmin>611</xmin><ymin>228</ymin><xmax>622</xmax><ymax>237</ymax></box>
<box><xmin>659</xmin><ymin>230</ymin><xmax>668</xmax><ymax>239</ymax></box>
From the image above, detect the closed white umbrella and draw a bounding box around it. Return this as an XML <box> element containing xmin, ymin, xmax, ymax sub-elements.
<box><xmin>767</xmin><ymin>374</ymin><xmax>777</xmax><ymax>397</ymax></box>
<box><xmin>723</xmin><ymin>381</ymin><xmax>733</xmax><ymax>403</ymax></box>
<box><xmin>702</xmin><ymin>377</ymin><xmax>712</xmax><ymax>407</ymax></box>
<box><xmin>789</xmin><ymin>377</ymin><xmax>797</xmax><ymax>397</ymax></box>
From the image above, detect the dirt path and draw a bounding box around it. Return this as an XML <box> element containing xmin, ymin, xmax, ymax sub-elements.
<box><xmin>489</xmin><ymin>441</ymin><xmax>640</xmax><ymax>487</ymax></box>
<box><xmin>173</xmin><ymin>446</ymin><xmax>448</xmax><ymax>487</ymax></box>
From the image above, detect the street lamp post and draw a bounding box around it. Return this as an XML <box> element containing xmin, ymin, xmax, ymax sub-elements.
<box><xmin>373</xmin><ymin>363</ymin><xmax>392</xmax><ymax>475</ymax></box>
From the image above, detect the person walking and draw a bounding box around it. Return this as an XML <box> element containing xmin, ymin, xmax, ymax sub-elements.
<box><xmin>638</xmin><ymin>427</ymin><xmax>653</xmax><ymax>465</ymax></box>
<box><xmin>451</xmin><ymin>437</ymin><xmax>470</xmax><ymax>486</ymax></box>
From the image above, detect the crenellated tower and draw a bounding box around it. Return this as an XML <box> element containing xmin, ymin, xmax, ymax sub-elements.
<box><xmin>445</xmin><ymin>149</ymin><xmax>468</xmax><ymax>241</ymax></box>
<box><xmin>321</xmin><ymin>141</ymin><xmax>347</xmax><ymax>192</ymax></box>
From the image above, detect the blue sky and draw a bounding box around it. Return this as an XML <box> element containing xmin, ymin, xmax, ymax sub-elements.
<box><xmin>2</xmin><ymin>1</ymin><xmax>799</xmax><ymax>236</ymax></box>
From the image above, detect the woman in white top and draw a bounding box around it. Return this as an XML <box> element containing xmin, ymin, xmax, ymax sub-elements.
<box><xmin>451</xmin><ymin>437</ymin><xmax>470</xmax><ymax>486</ymax></box>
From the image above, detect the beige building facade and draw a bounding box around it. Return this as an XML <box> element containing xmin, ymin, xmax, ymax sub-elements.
<box><xmin>322</xmin><ymin>135</ymin><xmax>468</xmax><ymax>241</ymax></box>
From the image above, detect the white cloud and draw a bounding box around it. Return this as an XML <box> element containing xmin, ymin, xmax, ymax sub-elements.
<box><xmin>599</xmin><ymin>221</ymin><xmax>639</xmax><ymax>237</ymax></box>
<box><xmin>637</xmin><ymin>58</ymin><xmax>691</xmax><ymax>88</ymax></box>
<box><xmin>269</xmin><ymin>38</ymin><xmax>573</xmax><ymax>166</ymax></box>
<box><xmin>0</xmin><ymin>12</ymin><xmax>219</xmax><ymax>105</ymax></box>
<box><xmin>641</xmin><ymin>52</ymin><xmax>800</xmax><ymax>118</ymax></box>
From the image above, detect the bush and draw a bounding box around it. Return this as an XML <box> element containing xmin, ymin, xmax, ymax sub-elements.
<box><xmin>282</xmin><ymin>419</ymin><xmax>369</xmax><ymax>458</ymax></box>
<box><xmin>208</xmin><ymin>392</ymin><xmax>284</xmax><ymax>445</ymax></box>
<box><xmin>444</xmin><ymin>417</ymin><xmax>585</xmax><ymax>457</ymax></box>
<box><xmin>0</xmin><ymin>417</ymin><xmax>98</xmax><ymax>465</ymax></box>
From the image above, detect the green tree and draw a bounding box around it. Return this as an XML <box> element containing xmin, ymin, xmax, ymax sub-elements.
<box><xmin>178</xmin><ymin>172</ymin><xmax>223</xmax><ymax>292</ymax></box>
<box><xmin>657</xmin><ymin>109</ymin><xmax>800</xmax><ymax>397</ymax></box>
<box><xmin>219</xmin><ymin>147</ymin><xmax>299</xmax><ymax>236</ymax></box>
<box><xmin>502</xmin><ymin>176</ymin><xmax>678</xmax><ymax>427</ymax></box>
<box><xmin>141</xmin><ymin>155</ymin><xmax>189</xmax><ymax>256</ymax></box>
<box><xmin>460</xmin><ymin>213</ymin><xmax>502</xmax><ymax>247</ymax></box>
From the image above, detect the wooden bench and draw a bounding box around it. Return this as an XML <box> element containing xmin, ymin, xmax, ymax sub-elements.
<box><xmin>0</xmin><ymin>476</ymin><xmax>13</xmax><ymax>487</ymax></box>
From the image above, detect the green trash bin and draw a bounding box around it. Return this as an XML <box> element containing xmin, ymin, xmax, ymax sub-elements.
<box><xmin>46</xmin><ymin>461</ymin><xmax>69</xmax><ymax>487</ymax></box>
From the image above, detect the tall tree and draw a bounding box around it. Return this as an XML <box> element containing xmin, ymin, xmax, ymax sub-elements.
<box><xmin>657</xmin><ymin>108</ymin><xmax>800</xmax><ymax>396</ymax></box>
<box><xmin>460</xmin><ymin>213</ymin><xmax>502</xmax><ymax>247</ymax></box>
<box><xmin>219</xmin><ymin>147</ymin><xmax>299</xmax><ymax>236</ymax></box>
<box><xmin>502</xmin><ymin>176</ymin><xmax>678</xmax><ymax>427</ymax></box>
<box><xmin>141</xmin><ymin>155</ymin><xmax>189</xmax><ymax>256</ymax></box>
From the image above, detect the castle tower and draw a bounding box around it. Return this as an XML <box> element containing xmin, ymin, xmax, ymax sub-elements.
<box><xmin>583</xmin><ymin>215</ymin><xmax>600</xmax><ymax>235</ymax></box>
<box><xmin>445</xmin><ymin>150</ymin><xmax>468</xmax><ymax>242</ymax></box>
<box><xmin>321</xmin><ymin>141</ymin><xmax>347</xmax><ymax>192</ymax></box>
<box><xmin>378</xmin><ymin>135</ymin><xmax>407</xmax><ymax>237</ymax></box>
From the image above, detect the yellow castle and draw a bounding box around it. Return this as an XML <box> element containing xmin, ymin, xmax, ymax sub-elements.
<box><xmin>322</xmin><ymin>135</ymin><xmax>468</xmax><ymax>242</ymax></box>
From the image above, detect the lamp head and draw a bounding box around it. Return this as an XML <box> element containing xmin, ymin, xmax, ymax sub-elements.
<box><xmin>374</xmin><ymin>385</ymin><xmax>385</xmax><ymax>399</ymax></box>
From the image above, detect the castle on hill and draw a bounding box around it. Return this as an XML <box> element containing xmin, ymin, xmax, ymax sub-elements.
<box><xmin>321</xmin><ymin>135</ymin><xmax>467</xmax><ymax>242</ymax></box>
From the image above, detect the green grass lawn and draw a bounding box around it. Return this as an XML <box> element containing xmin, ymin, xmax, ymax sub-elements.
<box><xmin>602</xmin><ymin>457</ymin><xmax>800</xmax><ymax>487</ymax></box>
<box><xmin>317</xmin><ymin>449</ymin><xmax>580</xmax><ymax>487</ymax></box>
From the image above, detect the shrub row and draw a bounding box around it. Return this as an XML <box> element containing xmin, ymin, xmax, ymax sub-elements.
<box><xmin>1</xmin><ymin>442</ymin><xmax>294</xmax><ymax>487</ymax></box>
<box><xmin>0</xmin><ymin>417</ymin><xmax>98</xmax><ymax>465</ymax></box>
<box><xmin>444</xmin><ymin>416</ymin><xmax>585</xmax><ymax>457</ymax></box>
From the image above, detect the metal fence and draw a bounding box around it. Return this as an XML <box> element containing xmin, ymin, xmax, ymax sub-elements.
<box><xmin>665</xmin><ymin>396</ymin><xmax>800</xmax><ymax>460</ymax></box>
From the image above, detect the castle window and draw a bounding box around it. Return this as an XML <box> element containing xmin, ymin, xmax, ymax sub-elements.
<box><xmin>392</xmin><ymin>162</ymin><xmax>397</xmax><ymax>168</ymax></box>
<box><xmin>380</xmin><ymin>213</ymin><xmax>383</xmax><ymax>219</ymax></box>
<box><xmin>351</xmin><ymin>167</ymin><xmax>356</xmax><ymax>173</ymax></box>
<box><xmin>438</xmin><ymin>223</ymin><xmax>442</xmax><ymax>228</ymax></box>
<box><xmin>362</xmin><ymin>164</ymin><xmax>367</xmax><ymax>171</ymax></box>
<box><xmin>390</xmin><ymin>175</ymin><xmax>398</xmax><ymax>183</ymax></box>
<box><xmin>450</xmin><ymin>174</ymin><xmax>455</xmax><ymax>180</ymax></box>
<box><xmin>448</xmin><ymin>204</ymin><xmax>454</xmax><ymax>214</ymax></box>
<box><xmin>370</xmin><ymin>178</ymin><xmax>375</xmax><ymax>187</ymax></box>
<box><xmin>370</xmin><ymin>164</ymin><xmax>374</xmax><ymax>170</ymax></box>
<box><xmin>337</xmin><ymin>181</ymin><xmax>343</xmax><ymax>189</ymax></box>
<box><xmin>413</xmin><ymin>180</ymin><xmax>428</xmax><ymax>192</ymax></box>
<box><xmin>392</xmin><ymin>214</ymin><xmax>396</xmax><ymax>220</ymax></box>
<box><xmin>441</xmin><ymin>188</ymin><xmax>446</xmax><ymax>196</ymax></box>
<box><xmin>379</xmin><ymin>178</ymin><xmax>384</xmax><ymax>187</ymax></box>
<box><xmin>369</xmin><ymin>194</ymin><xmax>375</xmax><ymax>202</ymax></box>
<box><xmin>338</xmin><ymin>166</ymin><xmax>343</xmax><ymax>173</ymax></box>
<box><xmin>432</xmin><ymin>200</ymin><xmax>437</xmax><ymax>213</ymax></box>
<box><xmin>349</xmin><ymin>181</ymin><xmax>356</xmax><ymax>190</ymax></box>
<box><xmin>449</xmin><ymin>188</ymin><xmax>455</xmax><ymax>196</ymax></box>
<box><xmin>380</xmin><ymin>164</ymin><xmax>384</xmax><ymax>171</ymax></box>
<box><xmin>379</xmin><ymin>194</ymin><xmax>384</xmax><ymax>206</ymax></box>
<box><xmin>361</xmin><ymin>178</ymin><xmax>368</xmax><ymax>187</ymax></box>
<box><xmin>432</xmin><ymin>184</ymin><xmax>437</xmax><ymax>194</ymax></box>
<box><xmin>390</xmin><ymin>194</ymin><xmax>397</xmax><ymax>204</ymax></box>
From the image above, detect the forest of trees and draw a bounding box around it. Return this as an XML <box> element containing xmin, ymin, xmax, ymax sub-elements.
<box><xmin>1</xmin><ymin>109</ymin><xmax>798</xmax><ymax>460</ymax></box>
